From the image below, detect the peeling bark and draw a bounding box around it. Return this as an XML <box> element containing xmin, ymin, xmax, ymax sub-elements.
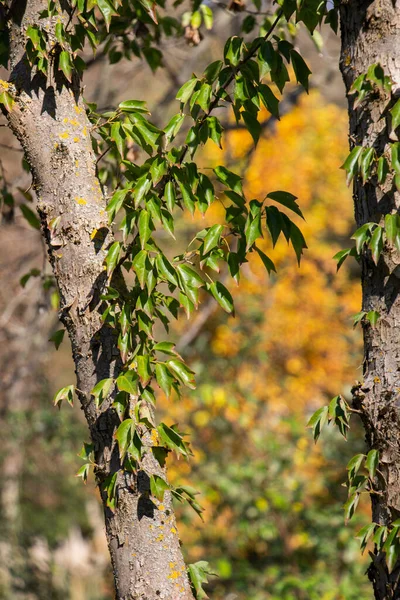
<box><xmin>340</xmin><ymin>2</ymin><xmax>400</xmax><ymax>597</ymax></box>
<box><xmin>4</xmin><ymin>1</ymin><xmax>194</xmax><ymax>598</ymax></box>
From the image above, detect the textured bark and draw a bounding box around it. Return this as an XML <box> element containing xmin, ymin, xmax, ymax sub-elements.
<box><xmin>4</xmin><ymin>1</ymin><xmax>194</xmax><ymax>598</ymax></box>
<box><xmin>340</xmin><ymin>2</ymin><xmax>400</xmax><ymax>598</ymax></box>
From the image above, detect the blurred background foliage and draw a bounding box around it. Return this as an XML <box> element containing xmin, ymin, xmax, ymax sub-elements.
<box><xmin>0</xmin><ymin>4</ymin><xmax>370</xmax><ymax>599</ymax></box>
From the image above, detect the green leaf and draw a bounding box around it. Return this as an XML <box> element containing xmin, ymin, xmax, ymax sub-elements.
<box><xmin>118</xmin><ymin>100</ymin><xmax>149</xmax><ymax>114</ymax></box>
<box><xmin>387</xmin><ymin>538</ymin><xmax>400</xmax><ymax>574</ymax></box>
<box><xmin>138</xmin><ymin>209</ymin><xmax>152</xmax><ymax>249</ymax></box>
<box><xmin>111</xmin><ymin>121</ymin><xmax>124</xmax><ymax>157</ymax></box>
<box><xmin>76</xmin><ymin>463</ymin><xmax>90</xmax><ymax>483</ymax></box>
<box><xmin>203</xmin><ymin>224</ymin><xmax>223</xmax><ymax>255</ymax></box>
<box><xmin>196</xmin><ymin>83</ymin><xmax>212</xmax><ymax>112</ymax></box>
<box><xmin>116</xmin><ymin>370</ymin><xmax>138</xmax><ymax>395</ymax></box>
<box><xmin>59</xmin><ymin>50</ymin><xmax>73</xmax><ymax>82</ymax></box>
<box><xmin>26</xmin><ymin>26</ymin><xmax>41</xmax><ymax>49</ymax></box>
<box><xmin>366</xmin><ymin>310</ymin><xmax>380</xmax><ymax>326</ymax></box>
<box><xmin>176</xmin><ymin>77</ymin><xmax>198</xmax><ymax>105</ymax></box>
<box><xmin>347</xmin><ymin>454</ymin><xmax>365</xmax><ymax>480</ymax></box>
<box><xmin>137</xmin><ymin>354</ymin><xmax>152</xmax><ymax>387</ymax></box>
<box><xmin>149</xmin><ymin>474</ymin><xmax>170</xmax><ymax>500</ymax></box>
<box><xmin>164</xmin><ymin>113</ymin><xmax>185</xmax><ymax>144</ymax></box>
<box><xmin>104</xmin><ymin>472</ymin><xmax>118</xmax><ymax>511</ymax></box>
<box><xmin>133</xmin><ymin>174</ymin><xmax>151</xmax><ymax>208</ymax></box>
<box><xmin>390</xmin><ymin>98</ymin><xmax>400</xmax><ymax>132</ymax></box>
<box><xmin>188</xmin><ymin>561</ymin><xmax>215</xmax><ymax>599</ymax></box>
<box><xmin>360</xmin><ymin>147</ymin><xmax>375</xmax><ymax>183</ymax></box>
<box><xmin>107</xmin><ymin>188</ymin><xmax>128</xmax><ymax>222</ymax></box>
<box><xmin>242</xmin><ymin>111</ymin><xmax>261</xmax><ymax>146</ymax></box>
<box><xmin>167</xmin><ymin>359</ymin><xmax>196</xmax><ymax>389</ymax></box>
<box><xmin>154</xmin><ymin>341</ymin><xmax>177</xmax><ymax>355</ymax></box>
<box><xmin>356</xmin><ymin>523</ymin><xmax>376</xmax><ymax>553</ymax></box>
<box><xmin>49</xmin><ymin>329</ymin><xmax>65</xmax><ymax>350</ymax></box>
<box><xmin>245</xmin><ymin>200</ymin><xmax>262</xmax><ymax>250</ymax></box>
<box><xmin>91</xmin><ymin>378</ymin><xmax>114</xmax><ymax>407</ymax></box>
<box><xmin>155</xmin><ymin>363</ymin><xmax>174</xmax><ymax>398</ymax></box>
<box><xmin>344</xmin><ymin>492</ymin><xmax>360</xmax><ymax>524</ymax></box>
<box><xmin>366</xmin><ymin>449</ymin><xmax>379</xmax><ymax>479</ymax></box>
<box><xmin>341</xmin><ymin>146</ymin><xmax>363</xmax><ymax>185</ymax></box>
<box><xmin>208</xmin><ymin>281</ymin><xmax>234</xmax><ymax>314</ymax></box>
<box><xmin>214</xmin><ymin>166</ymin><xmax>242</xmax><ymax>194</ymax></box>
<box><xmin>369</xmin><ymin>225</ymin><xmax>383</xmax><ymax>265</ymax></box>
<box><xmin>267</xmin><ymin>190</ymin><xmax>303</xmax><ymax>219</ymax></box>
<box><xmin>132</xmin><ymin>250</ymin><xmax>149</xmax><ymax>289</ymax></box>
<box><xmin>20</xmin><ymin>204</ymin><xmax>41</xmax><ymax>230</ymax></box>
<box><xmin>115</xmin><ymin>418</ymin><xmax>134</xmax><ymax>460</ymax></box>
<box><xmin>97</xmin><ymin>0</ymin><xmax>116</xmax><ymax>30</ymax></box>
<box><xmin>105</xmin><ymin>241</ymin><xmax>121</xmax><ymax>276</ymax></box>
<box><xmin>333</xmin><ymin>247</ymin><xmax>352</xmax><ymax>271</ymax></box>
<box><xmin>385</xmin><ymin>214</ymin><xmax>399</xmax><ymax>244</ymax></box>
<box><xmin>351</xmin><ymin>222</ymin><xmax>373</xmax><ymax>254</ymax></box>
<box><xmin>290</xmin><ymin>50</ymin><xmax>311</xmax><ymax>92</ymax></box>
<box><xmin>377</xmin><ymin>155</ymin><xmax>389</xmax><ymax>185</ymax></box>
<box><xmin>204</xmin><ymin>60</ymin><xmax>223</xmax><ymax>83</ymax></box>
<box><xmin>177</xmin><ymin>264</ymin><xmax>203</xmax><ymax>288</ymax></box>
<box><xmin>258</xmin><ymin>84</ymin><xmax>279</xmax><ymax>119</ymax></box>
<box><xmin>224</xmin><ymin>36</ymin><xmax>243</xmax><ymax>67</ymax></box>
<box><xmin>290</xmin><ymin>221</ymin><xmax>307</xmax><ymax>265</ymax></box>
<box><xmin>156</xmin><ymin>253</ymin><xmax>178</xmax><ymax>287</ymax></box>
<box><xmin>392</xmin><ymin>142</ymin><xmax>400</xmax><ymax>174</ymax></box>
<box><xmin>255</xmin><ymin>247</ymin><xmax>276</xmax><ymax>274</ymax></box>
<box><xmin>164</xmin><ymin>181</ymin><xmax>176</xmax><ymax>212</ymax></box>
<box><xmin>158</xmin><ymin>422</ymin><xmax>190</xmax><ymax>457</ymax></box>
<box><xmin>53</xmin><ymin>384</ymin><xmax>75</xmax><ymax>407</ymax></box>
<box><xmin>206</xmin><ymin>116</ymin><xmax>223</xmax><ymax>148</ymax></box>
<box><xmin>307</xmin><ymin>405</ymin><xmax>328</xmax><ymax>442</ymax></box>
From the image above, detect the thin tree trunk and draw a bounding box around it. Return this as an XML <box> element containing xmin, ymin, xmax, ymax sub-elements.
<box><xmin>4</xmin><ymin>2</ymin><xmax>194</xmax><ymax>598</ymax></box>
<box><xmin>340</xmin><ymin>2</ymin><xmax>400</xmax><ymax>598</ymax></box>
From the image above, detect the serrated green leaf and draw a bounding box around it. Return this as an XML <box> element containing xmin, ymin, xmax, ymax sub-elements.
<box><xmin>150</xmin><ymin>474</ymin><xmax>170</xmax><ymax>500</ymax></box>
<box><xmin>369</xmin><ymin>225</ymin><xmax>383</xmax><ymax>265</ymax></box>
<box><xmin>290</xmin><ymin>50</ymin><xmax>311</xmax><ymax>92</ymax></box>
<box><xmin>214</xmin><ymin>166</ymin><xmax>242</xmax><ymax>194</ymax></box>
<box><xmin>105</xmin><ymin>241</ymin><xmax>121</xmax><ymax>276</ymax></box>
<box><xmin>366</xmin><ymin>449</ymin><xmax>379</xmax><ymax>479</ymax></box>
<box><xmin>341</xmin><ymin>146</ymin><xmax>363</xmax><ymax>185</ymax></box>
<box><xmin>59</xmin><ymin>50</ymin><xmax>73</xmax><ymax>82</ymax></box>
<box><xmin>137</xmin><ymin>354</ymin><xmax>152</xmax><ymax>387</ymax></box>
<box><xmin>203</xmin><ymin>224</ymin><xmax>223</xmax><ymax>255</ymax></box>
<box><xmin>118</xmin><ymin>100</ymin><xmax>149</xmax><ymax>114</ymax></box>
<box><xmin>307</xmin><ymin>405</ymin><xmax>328</xmax><ymax>442</ymax></box>
<box><xmin>167</xmin><ymin>359</ymin><xmax>196</xmax><ymax>389</ymax></box>
<box><xmin>49</xmin><ymin>329</ymin><xmax>65</xmax><ymax>350</ymax></box>
<box><xmin>97</xmin><ymin>0</ymin><xmax>116</xmax><ymax>30</ymax></box>
<box><xmin>208</xmin><ymin>280</ymin><xmax>234</xmax><ymax>314</ymax></box>
<box><xmin>116</xmin><ymin>370</ymin><xmax>138</xmax><ymax>395</ymax></box>
<box><xmin>156</xmin><ymin>253</ymin><xmax>178</xmax><ymax>287</ymax></box>
<box><xmin>53</xmin><ymin>384</ymin><xmax>75</xmax><ymax>407</ymax></box>
<box><xmin>176</xmin><ymin>77</ymin><xmax>198</xmax><ymax>105</ymax></box>
<box><xmin>91</xmin><ymin>378</ymin><xmax>113</xmax><ymax>407</ymax></box>
<box><xmin>115</xmin><ymin>418</ymin><xmax>134</xmax><ymax>460</ymax></box>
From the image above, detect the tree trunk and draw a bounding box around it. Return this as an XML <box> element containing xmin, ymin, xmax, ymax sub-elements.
<box><xmin>4</xmin><ymin>1</ymin><xmax>194</xmax><ymax>598</ymax></box>
<box><xmin>340</xmin><ymin>2</ymin><xmax>400</xmax><ymax>598</ymax></box>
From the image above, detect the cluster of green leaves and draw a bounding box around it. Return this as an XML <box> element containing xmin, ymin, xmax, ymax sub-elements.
<box><xmin>307</xmin><ymin>395</ymin><xmax>352</xmax><ymax>442</ymax></box>
<box><xmin>339</xmin><ymin>62</ymin><xmax>400</xmax><ymax>197</ymax></box>
<box><xmin>47</xmin><ymin>5</ymin><xmax>313</xmax><ymax>515</ymax></box>
<box><xmin>334</xmin><ymin>202</ymin><xmax>400</xmax><ymax>278</ymax></box>
<box><xmin>357</xmin><ymin>519</ymin><xmax>400</xmax><ymax>574</ymax></box>
<box><xmin>344</xmin><ymin>450</ymin><xmax>379</xmax><ymax>524</ymax></box>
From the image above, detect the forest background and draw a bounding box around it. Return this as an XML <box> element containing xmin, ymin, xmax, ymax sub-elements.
<box><xmin>0</xmin><ymin>5</ymin><xmax>369</xmax><ymax>600</ymax></box>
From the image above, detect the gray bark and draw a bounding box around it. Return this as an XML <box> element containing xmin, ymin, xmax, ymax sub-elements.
<box><xmin>4</xmin><ymin>1</ymin><xmax>194</xmax><ymax>598</ymax></box>
<box><xmin>340</xmin><ymin>2</ymin><xmax>400</xmax><ymax>597</ymax></box>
